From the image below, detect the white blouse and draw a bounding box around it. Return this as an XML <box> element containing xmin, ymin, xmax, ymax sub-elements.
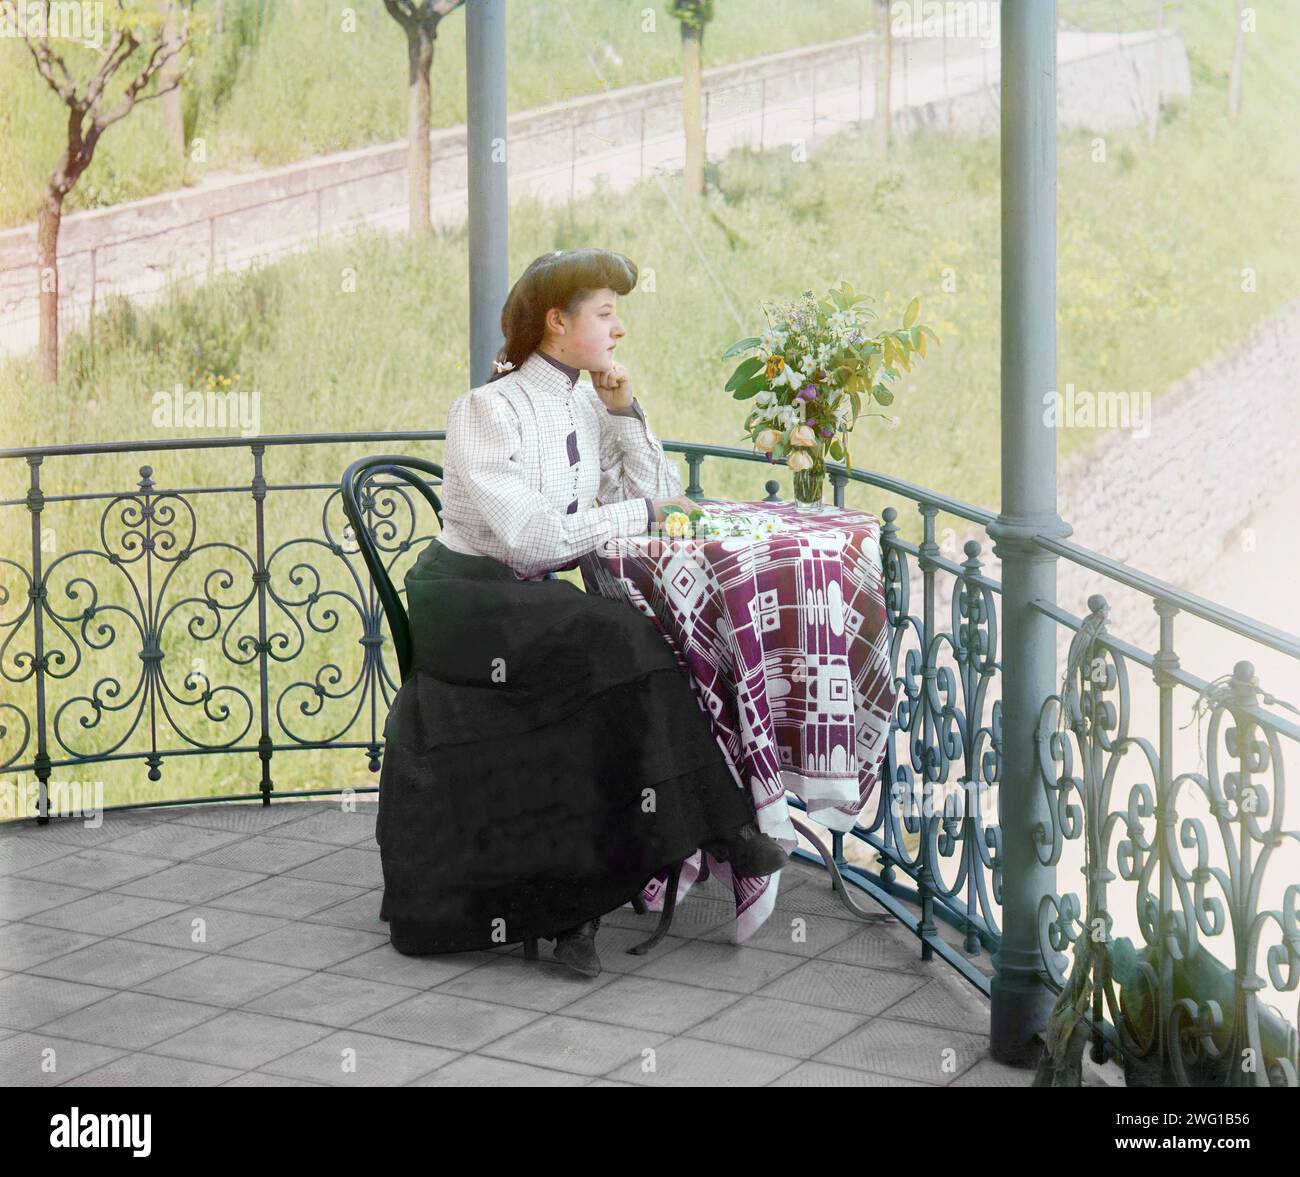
<box><xmin>437</xmin><ymin>349</ymin><xmax>684</xmax><ymax>580</ymax></box>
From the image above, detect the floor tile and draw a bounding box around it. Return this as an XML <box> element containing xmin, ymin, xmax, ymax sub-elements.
<box><xmin>351</xmin><ymin>990</ymin><xmax>543</xmax><ymax>1052</ymax></box>
<box><xmin>754</xmin><ymin>959</ymin><xmax>928</xmax><ymax>1015</ymax></box>
<box><xmin>223</xmin><ymin>921</ymin><xmax>388</xmax><ymax>970</ymax></box>
<box><xmin>541</xmin><ymin>974</ymin><xmax>743</xmax><ymax>1035</ymax></box>
<box><xmin>604</xmin><ymin>1036</ymin><xmax>799</xmax><ymax>1086</ymax></box>
<box><xmin>629</xmin><ymin>939</ymin><xmax>807</xmax><ymax>994</ymax></box>
<box><xmin>683</xmin><ymin>993</ymin><xmax>869</xmax><ymax>1058</ymax></box>
<box><xmin>119</xmin><ymin>906</ymin><xmax>290</xmax><ymax>953</ymax></box>
<box><xmin>150</xmin><ymin>1009</ymin><xmax>334</xmax><ymax>1070</ymax></box>
<box><xmin>134</xmin><ymin>955</ymin><xmax>311</xmax><ymax>1006</ymax></box>
<box><xmin>28</xmin><ymin>938</ymin><xmax>202</xmax><ymax>988</ymax></box>
<box><xmin>208</xmin><ymin>876</ymin><xmax>367</xmax><ymax>918</ymax></box>
<box><xmin>36</xmin><ymin>990</ymin><xmax>227</xmax><ymax>1050</ymax></box>
<box><xmin>411</xmin><ymin>1054</ymin><xmax>590</xmax><ymax>1086</ymax></box>
<box><xmin>432</xmin><ymin>954</ymin><xmax>619</xmax><ymax>1013</ymax></box>
<box><xmin>190</xmin><ymin>834</ymin><xmax>337</xmax><ymax>874</ymax></box>
<box><xmin>259</xmin><ymin>1030</ymin><xmax>457</xmax><ymax>1086</ymax></box>
<box><xmin>24</xmin><ymin>892</ymin><xmax>187</xmax><ymax>937</ymax></box>
<box><xmin>0</xmin><ymin>1031</ymin><xmax>128</xmax><ymax>1086</ymax></box>
<box><xmin>242</xmin><ymin>971</ymin><xmax>421</xmax><ymax>1028</ymax></box>
<box><xmin>113</xmin><ymin>862</ymin><xmax>267</xmax><ymax>904</ymax></box>
<box><xmin>813</xmin><ymin>1016</ymin><xmax>989</xmax><ymax>1083</ymax></box>
<box><xmin>0</xmin><ymin>922</ymin><xmax>101</xmax><ymax>971</ymax></box>
<box><xmin>62</xmin><ymin>1051</ymin><xmax>243</xmax><ymax>1086</ymax></box>
<box><xmin>478</xmin><ymin>1014</ymin><xmax>669</xmax><ymax>1078</ymax></box>
<box><xmin>15</xmin><ymin>847</ymin><xmax>174</xmax><ymax>891</ymax></box>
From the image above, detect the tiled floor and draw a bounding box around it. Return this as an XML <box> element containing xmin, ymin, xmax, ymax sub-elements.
<box><xmin>0</xmin><ymin>800</ymin><xmax>1036</xmax><ymax>1087</ymax></box>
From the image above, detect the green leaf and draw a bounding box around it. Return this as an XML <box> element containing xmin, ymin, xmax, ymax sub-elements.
<box><xmin>919</xmin><ymin>324</ymin><xmax>941</xmax><ymax>345</ymax></box>
<box><xmin>909</xmin><ymin>325</ymin><xmax>922</xmax><ymax>349</ymax></box>
<box><xmin>873</xmin><ymin>386</ymin><xmax>894</xmax><ymax>405</ymax></box>
<box><xmin>662</xmin><ymin>503</ymin><xmax>688</xmax><ymax>516</ymax></box>
<box><xmin>829</xmin><ymin>439</ymin><xmax>844</xmax><ymax>460</ymax></box>
<box><xmin>850</xmin><ymin>389</ymin><xmax>862</xmax><ymax>419</ymax></box>
<box><xmin>722</xmin><ymin>336</ymin><xmax>761</xmax><ymax>359</ymax></box>
<box><xmin>731</xmin><ymin>373</ymin><xmax>769</xmax><ymax>400</ymax></box>
<box><xmin>904</xmin><ymin>296</ymin><xmax>920</xmax><ymax>328</ymax></box>
<box><xmin>725</xmin><ymin>355</ymin><xmax>765</xmax><ymax>391</ymax></box>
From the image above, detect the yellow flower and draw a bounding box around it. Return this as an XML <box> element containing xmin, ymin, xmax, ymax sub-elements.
<box><xmin>754</xmin><ymin>428</ymin><xmax>779</xmax><ymax>452</ymax></box>
<box><xmin>789</xmin><ymin>424</ymin><xmax>816</xmax><ymax>447</ymax></box>
<box><xmin>663</xmin><ymin>511</ymin><xmax>693</xmax><ymax>539</ymax></box>
<box><xmin>787</xmin><ymin>449</ymin><xmax>815</xmax><ymax>472</ymax></box>
<box><xmin>765</xmin><ymin>355</ymin><xmax>785</xmax><ymax>380</ymax></box>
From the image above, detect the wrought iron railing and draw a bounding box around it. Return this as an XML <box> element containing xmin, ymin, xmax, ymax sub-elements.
<box><xmin>1</xmin><ymin>430</ymin><xmax>1295</xmax><ymax>1086</ymax></box>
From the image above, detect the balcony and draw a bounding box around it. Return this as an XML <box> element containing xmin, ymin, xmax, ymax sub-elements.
<box><xmin>1</xmin><ymin>798</ymin><xmax>1031</xmax><ymax>1087</ymax></box>
<box><xmin>1</xmin><ymin>430</ymin><xmax>1295</xmax><ymax>1087</ymax></box>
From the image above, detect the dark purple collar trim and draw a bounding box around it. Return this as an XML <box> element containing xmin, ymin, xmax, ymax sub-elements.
<box><xmin>536</xmin><ymin>349</ymin><xmax>580</xmax><ymax>387</ymax></box>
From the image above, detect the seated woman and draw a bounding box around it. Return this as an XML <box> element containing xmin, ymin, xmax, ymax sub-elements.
<box><xmin>375</xmin><ymin>248</ymin><xmax>787</xmax><ymax>978</ymax></box>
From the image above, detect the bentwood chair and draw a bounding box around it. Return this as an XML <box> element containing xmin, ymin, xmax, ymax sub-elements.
<box><xmin>340</xmin><ymin>455</ymin><xmax>676</xmax><ymax>961</ymax></box>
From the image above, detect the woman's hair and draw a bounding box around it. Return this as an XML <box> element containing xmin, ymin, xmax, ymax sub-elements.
<box><xmin>488</xmin><ymin>248</ymin><xmax>638</xmax><ymax>381</ymax></box>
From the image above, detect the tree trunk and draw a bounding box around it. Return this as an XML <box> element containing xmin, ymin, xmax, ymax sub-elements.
<box><xmin>681</xmin><ymin>22</ymin><xmax>704</xmax><ymax>205</ymax></box>
<box><xmin>874</xmin><ymin>0</ymin><xmax>892</xmax><ymax>158</ymax></box>
<box><xmin>407</xmin><ymin>25</ymin><xmax>434</xmax><ymax>237</ymax></box>
<box><xmin>36</xmin><ymin>189</ymin><xmax>63</xmax><ymax>384</ymax></box>
<box><xmin>161</xmin><ymin>2</ymin><xmax>186</xmax><ymax>156</ymax></box>
<box><xmin>1228</xmin><ymin>0</ymin><xmax>1246</xmax><ymax>122</ymax></box>
<box><xmin>1147</xmin><ymin>0</ymin><xmax>1164</xmax><ymax>142</ymax></box>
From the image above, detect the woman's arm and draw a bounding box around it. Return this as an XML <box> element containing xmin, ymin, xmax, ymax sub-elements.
<box><xmin>445</xmin><ymin>388</ymin><xmax>651</xmax><ymax>580</ymax></box>
<box><xmin>590</xmin><ymin>386</ymin><xmax>684</xmax><ymax>503</ymax></box>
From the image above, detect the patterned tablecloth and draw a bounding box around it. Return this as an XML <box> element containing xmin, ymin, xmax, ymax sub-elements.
<box><xmin>579</xmin><ymin>498</ymin><xmax>897</xmax><ymax>941</ymax></box>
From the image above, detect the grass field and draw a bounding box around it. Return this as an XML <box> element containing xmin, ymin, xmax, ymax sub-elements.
<box><xmin>0</xmin><ymin>0</ymin><xmax>884</xmax><ymax>228</ymax></box>
<box><xmin>0</xmin><ymin>0</ymin><xmax>1296</xmax><ymax>808</ymax></box>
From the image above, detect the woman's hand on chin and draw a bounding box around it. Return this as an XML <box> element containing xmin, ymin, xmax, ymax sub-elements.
<box><xmin>590</xmin><ymin>361</ymin><xmax>634</xmax><ymax>412</ymax></box>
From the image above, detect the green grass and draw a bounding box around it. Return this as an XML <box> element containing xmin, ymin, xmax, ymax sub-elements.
<box><xmin>0</xmin><ymin>0</ymin><xmax>879</xmax><ymax>228</ymax></box>
<box><xmin>1</xmin><ymin>0</ymin><xmax>1297</xmax><ymax>809</ymax></box>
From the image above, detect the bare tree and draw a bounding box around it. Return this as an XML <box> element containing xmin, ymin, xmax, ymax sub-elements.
<box><xmin>670</xmin><ymin>0</ymin><xmax>714</xmax><ymax>207</ymax></box>
<box><xmin>160</xmin><ymin>0</ymin><xmax>186</xmax><ymax>155</ymax></box>
<box><xmin>2</xmin><ymin>0</ymin><xmax>195</xmax><ymax>383</ymax></box>
<box><xmin>1228</xmin><ymin>0</ymin><xmax>1247</xmax><ymax>122</ymax></box>
<box><xmin>382</xmin><ymin>0</ymin><xmax>464</xmax><ymax>238</ymax></box>
<box><xmin>874</xmin><ymin>0</ymin><xmax>893</xmax><ymax>158</ymax></box>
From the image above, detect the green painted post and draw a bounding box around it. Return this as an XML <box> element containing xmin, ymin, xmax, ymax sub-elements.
<box><xmin>986</xmin><ymin>0</ymin><xmax>1072</xmax><ymax>1066</ymax></box>
<box><xmin>466</xmin><ymin>0</ymin><xmax>509</xmax><ymax>390</ymax></box>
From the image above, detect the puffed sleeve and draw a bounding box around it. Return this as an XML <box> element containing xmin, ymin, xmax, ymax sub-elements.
<box><xmin>444</xmin><ymin>387</ymin><xmax>652</xmax><ymax>580</ymax></box>
<box><xmin>592</xmin><ymin>389</ymin><xmax>684</xmax><ymax>505</ymax></box>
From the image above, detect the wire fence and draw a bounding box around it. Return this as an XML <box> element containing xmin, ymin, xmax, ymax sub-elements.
<box><xmin>0</xmin><ymin>8</ymin><xmax>1182</xmax><ymax>359</ymax></box>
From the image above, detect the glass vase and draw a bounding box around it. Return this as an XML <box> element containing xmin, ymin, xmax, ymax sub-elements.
<box><xmin>791</xmin><ymin>450</ymin><xmax>826</xmax><ymax>513</ymax></box>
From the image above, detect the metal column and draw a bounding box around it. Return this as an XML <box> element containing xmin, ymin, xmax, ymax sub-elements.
<box><xmin>466</xmin><ymin>0</ymin><xmax>509</xmax><ymax>389</ymax></box>
<box><xmin>986</xmin><ymin>0</ymin><xmax>1072</xmax><ymax>1066</ymax></box>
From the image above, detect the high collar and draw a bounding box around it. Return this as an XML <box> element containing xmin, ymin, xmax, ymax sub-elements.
<box><xmin>518</xmin><ymin>349</ymin><xmax>581</xmax><ymax>399</ymax></box>
<box><xmin>535</xmin><ymin>348</ymin><xmax>581</xmax><ymax>387</ymax></box>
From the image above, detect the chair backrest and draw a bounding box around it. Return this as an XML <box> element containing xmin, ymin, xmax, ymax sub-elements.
<box><xmin>340</xmin><ymin>455</ymin><xmax>444</xmax><ymax>685</ymax></box>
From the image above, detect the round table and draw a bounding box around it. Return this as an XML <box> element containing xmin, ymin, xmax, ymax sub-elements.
<box><xmin>580</xmin><ymin>498</ymin><xmax>897</xmax><ymax>941</ymax></box>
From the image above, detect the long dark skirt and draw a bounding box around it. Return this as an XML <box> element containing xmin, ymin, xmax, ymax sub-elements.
<box><xmin>375</xmin><ymin>535</ymin><xmax>756</xmax><ymax>955</ymax></box>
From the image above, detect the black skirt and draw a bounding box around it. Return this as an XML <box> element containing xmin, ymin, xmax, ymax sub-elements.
<box><xmin>375</xmin><ymin>536</ymin><xmax>756</xmax><ymax>954</ymax></box>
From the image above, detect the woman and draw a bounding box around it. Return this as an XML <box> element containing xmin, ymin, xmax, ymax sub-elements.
<box><xmin>376</xmin><ymin>248</ymin><xmax>787</xmax><ymax>978</ymax></box>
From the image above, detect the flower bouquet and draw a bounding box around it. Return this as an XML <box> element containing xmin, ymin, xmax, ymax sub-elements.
<box><xmin>658</xmin><ymin>504</ymin><xmax>789</xmax><ymax>540</ymax></box>
<box><xmin>723</xmin><ymin>283</ymin><xmax>939</xmax><ymax>512</ymax></box>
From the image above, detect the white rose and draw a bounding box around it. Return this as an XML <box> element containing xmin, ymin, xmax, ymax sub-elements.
<box><xmin>787</xmin><ymin>449</ymin><xmax>815</xmax><ymax>472</ymax></box>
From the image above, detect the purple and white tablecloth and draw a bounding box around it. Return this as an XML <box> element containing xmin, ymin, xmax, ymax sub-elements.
<box><xmin>580</xmin><ymin>498</ymin><xmax>896</xmax><ymax>941</ymax></box>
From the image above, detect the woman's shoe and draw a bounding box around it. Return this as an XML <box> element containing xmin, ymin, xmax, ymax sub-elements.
<box><xmin>703</xmin><ymin>823</ymin><xmax>790</xmax><ymax>878</ymax></box>
<box><xmin>552</xmin><ymin>915</ymin><xmax>602</xmax><ymax>978</ymax></box>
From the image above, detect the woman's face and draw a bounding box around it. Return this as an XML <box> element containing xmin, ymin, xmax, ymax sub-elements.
<box><xmin>546</xmin><ymin>287</ymin><xmax>626</xmax><ymax>372</ymax></box>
